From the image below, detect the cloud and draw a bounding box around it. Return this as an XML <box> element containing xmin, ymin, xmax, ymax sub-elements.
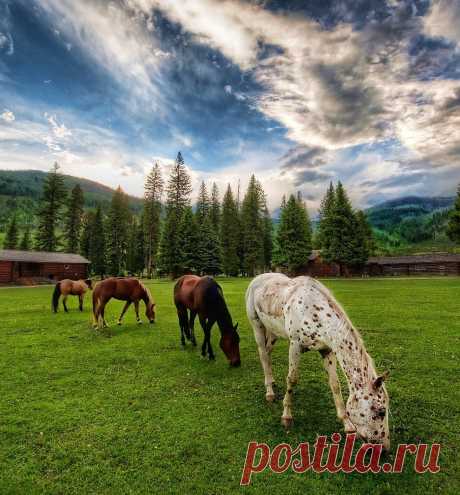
<box><xmin>0</xmin><ymin>109</ymin><xmax>15</xmax><ymax>122</ymax></box>
<box><xmin>280</xmin><ymin>146</ymin><xmax>328</xmax><ymax>170</ymax></box>
<box><xmin>34</xmin><ymin>0</ymin><xmax>171</xmax><ymax>108</ymax></box>
<box><xmin>142</xmin><ymin>0</ymin><xmax>460</xmax><ymax>171</ymax></box>
<box><xmin>423</xmin><ymin>0</ymin><xmax>460</xmax><ymax>46</ymax></box>
<box><xmin>0</xmin><ymin>2</ymin><xmax>14</xmax><ymax>56</ymax></box>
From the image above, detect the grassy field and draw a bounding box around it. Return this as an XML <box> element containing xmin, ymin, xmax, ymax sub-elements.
<box><xmin>0</xmin><ymin>277</ymin><xmax>459</xmax><ymax>494</ymax></box>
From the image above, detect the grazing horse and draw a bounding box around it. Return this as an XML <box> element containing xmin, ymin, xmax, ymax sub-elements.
<box><xmin>246</xmin><ymin>273</ymin><xmax>390</xmax><ymax>450</ymax></box>
<box><xmin>174</xmin><ymin>275</ymin><xmax>241</xmax><ymax>367</ymax></box>
<box><xmin>92</xmin><ymin>277</ymin><xmax>155</xmax><ymax>329</ymax></box>
<box><xmin>52</xmin><ymin>279</ymin><xmax>92</xmax><ymax>313</ymax></box>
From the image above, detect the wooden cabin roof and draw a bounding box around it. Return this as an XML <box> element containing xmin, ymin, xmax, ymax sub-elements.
<box><xmin>0</xmin><ymin>249</ymin><xmax>90</xmax><ymax>264</ymax></box>
<box><xmin>368</xmin><ymin>253</ymin><xmax>460</xmax><ymax>265</ymax></box>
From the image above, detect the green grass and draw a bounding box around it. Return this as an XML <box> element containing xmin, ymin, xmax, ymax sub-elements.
<box><xmin>0</xmin><ymin>278</ymin><xmax>459</xmax><ymax>494</ymax></box>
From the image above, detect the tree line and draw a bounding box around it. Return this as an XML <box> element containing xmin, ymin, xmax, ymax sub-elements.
<box><xmin>7</xmin><ymin>154</ymin><xmax>458</xmax><ymax>278</ymax></box>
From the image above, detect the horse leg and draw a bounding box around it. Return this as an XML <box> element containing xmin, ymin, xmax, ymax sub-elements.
<box><xmin>204</xmin><ymin>318</ymin><xmax>215</xmax><ymax>361</ymax></box>
<box><xmin>100</xmin><ymin>301</ymin><xmax>108</xmax><ymax>328</ymax></box>
<box><xmin>189</xmin><ymin>310</ymin><xmax>197</xmax><ymax>346</ymax></box>
<box><xmin>251</xmin><ymin>318</ymin><xmax>276</xmax><ymax>402</ymax></box>
<box><xmin>118</xmin><ymin>301</ymin><xmax>131</xmax><ymax>325</ymax></box>
<box><xmin>199</xmin><ymin>316</ymin><xmax>208</xmax><ymax>357</ymax></box>
<box><xmin>79</xmin><ymin>294</ymin><xmax>83</xmax><ymax>312</ymax></box>
<box><xmin>177</xmin><ymin>307</ymin><xmax>189</xmax><ymax>346</ymax></box>
<box><xmin>92</xmin><ymin>293</ymin><xmax>99</xmax><ymax>329</ymax></box>
<box><xmin>321</xmin><ymin>350</ymin><xmax>355</xmax><ymax>433</ymax></box>
<box><xmin>63</xmin><ymin>295</ymin><xmax>69</xmax><ymax>313</ymax></box>
<box><xmin>134</xmin><ymin>300</ymin><xmax>142</xmax><ymax>324</ymax></box>
<box><xmin>281</xmin><ymin>341</ymin><xmax>301</xmax><ymax>429</ymax></box>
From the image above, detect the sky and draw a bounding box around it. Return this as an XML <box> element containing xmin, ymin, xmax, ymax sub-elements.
<box><xmin>0</xmin><ymin>0</ymin><xmax>459</xmax><ymax>212</ymax></box>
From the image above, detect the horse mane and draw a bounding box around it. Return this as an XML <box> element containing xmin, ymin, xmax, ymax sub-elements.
<box><xmin>139</xmin><ymin>281</ymin><xmax>154</xmax><ymax>305</ymax></box>
<box><xmin>308</xmin><ymin>277</ymin><xmax>379</xmax><ymax>383</ymax></box>
<box><xmin>203</xmin><ymin>277</ymin><xmax>234</xmax><ymax>331</ymax></box>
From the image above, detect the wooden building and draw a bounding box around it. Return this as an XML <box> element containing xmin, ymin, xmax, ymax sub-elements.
<box><xmin>0</xmin><ymin>250</ymin><xmax>90</xmax><ymax>284</ymax></box>
<box><xmin>366</xmin><ymin>254</ymin><xmax>460</xmax><ymax>276</ymax></box>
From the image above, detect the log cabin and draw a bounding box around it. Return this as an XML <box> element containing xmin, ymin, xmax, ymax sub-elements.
<box><xmin>0</xmin><ymin>249</ymin><xmax>90</xmax><ymax>284</ymax></box>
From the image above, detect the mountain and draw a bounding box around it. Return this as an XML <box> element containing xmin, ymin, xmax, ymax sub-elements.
<box><xmin>0</xmin><ymin>169</ymin><xmax>143</xmax><ymax>230</ymax></box>
<box><xmin>365</xmin><ymin>196</ymin><xmax>454</xmax><ymax>230</ymax></box>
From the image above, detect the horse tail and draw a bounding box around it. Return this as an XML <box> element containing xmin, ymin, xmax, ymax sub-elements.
<box><xmin>52</xmin><ymin>282</ymin><xmax>61</xmax><ymax>313</ymax></box>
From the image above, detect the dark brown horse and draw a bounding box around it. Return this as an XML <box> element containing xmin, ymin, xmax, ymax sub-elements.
<box><xmin>92</xmin><ymin>277</ymin><xmax>155</xmax><ymax>329</ymax></box>
<box><xmin>52</xmin><ymin>279</ymin><xmax>92</xmax><ymax>313</ymax></box>
<box><xmin>174</xmin><ymin>275</ymin><xmax>241</xmax><ymax>367</ymax></box>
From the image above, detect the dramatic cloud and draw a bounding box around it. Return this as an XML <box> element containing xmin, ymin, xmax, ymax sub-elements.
<box><xmin>1</xmin><ymin>0</ymin><xmax>460</xmax><ymax>210</ymax></box>
<box><xmin>423</xmin><ymin>0</ymin><xmax>460</xmax><ymax>46</ymax></box>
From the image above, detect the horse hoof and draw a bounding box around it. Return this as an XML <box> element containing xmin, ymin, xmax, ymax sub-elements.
<box><xmin>281</xmin><ymin>416</ymin><xmax>294</xmax><ymax>429</ymax></box>
<box><xmin>209</xmin><ymin>355</ymin><xmax>215</xmax><ymax>361</ymax></box>
<box><xmin>137</xmin><ymin>320</ymin><xmax>142</xmax><ymax>325</ymax></box>
<box><xmin>266</xmin><ymin>394</ymin><xmax>276</xmax><ymax>403</ymax></box>
<box><xmin>117</xmin><ymin>321</ymin><xmax>121</xmax><ymax>326</ymax></box>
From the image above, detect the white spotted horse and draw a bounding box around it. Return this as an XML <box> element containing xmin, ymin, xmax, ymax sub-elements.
<box><xmin>246</xmin><ymin>273</ymin><xmax>390</xmax><ymax>450</ymax></box>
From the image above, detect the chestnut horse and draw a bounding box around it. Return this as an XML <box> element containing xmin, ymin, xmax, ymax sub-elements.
<box><xmin>174</xmin><ymin>275</ymin><xmax>241</xmax><ymax>367</ymax></box>
<box><xmin>52</xmin><ymin>279</ymin><xmax>92</xmax><ymax>313</ymax></box>
<box><xmin>92</xmin><ymin>277</ymin><xmax>155</xmax><ymax>329</ymax></box>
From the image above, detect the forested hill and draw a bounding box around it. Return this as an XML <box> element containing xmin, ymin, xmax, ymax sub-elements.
<box><xmin>366</xmin><ymin>196</ymin><xmax>454</xmax><ymax>230</ymax></box>
<box><xmin>0</xmin><ymin>169</ymin><xmax>142</xmax><ymax>207</ymax></box>
<box><xmin>0</xmin><ymin>169</ymin><xmax>143</xmax><ymax>230</ymax></box>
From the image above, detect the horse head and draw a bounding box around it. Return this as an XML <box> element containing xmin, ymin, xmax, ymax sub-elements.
<box><xmin>220</xmin><ymin>322</ymin><xmax>241</xmax><ymax>367</ymax></box>
<box><xmin>146</xmin><ymin>300</ymin><xmax>156</xmax><ymax>323</ymax></box>
<box><xmin>345</xmin><ymin>371</ymin><xmax>390</xmax><ymax>451</ymax></box>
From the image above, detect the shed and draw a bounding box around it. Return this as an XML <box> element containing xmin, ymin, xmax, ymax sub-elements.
<box><xmin>366</xmin><ymin>253</ymin><xmax>460</xmax><ymax>276</ymax></box>
<box><xmin>0</xmin><ymin>250</ymin><xmax>90</xmax><ymax>283</ymax></box>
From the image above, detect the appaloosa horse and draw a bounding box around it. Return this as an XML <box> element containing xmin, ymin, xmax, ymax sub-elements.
<box><xmin>174</xmin><ymin>275</ymin><xmax>241</xmax><ymax>367</ymax></box>
<box><xmin>52</xmin><ymin>279</ymin><xmax>92</xmax><ymax>313</ymax></box>
<box><xmin>246</xmin><ymin>273</ymin><xmax>390</xmax><ymax>450</ymax></box>
<box><xmin>92</xmin><ymin>277</ymin><xmax>155</xmax><ymax>329</ymax></box>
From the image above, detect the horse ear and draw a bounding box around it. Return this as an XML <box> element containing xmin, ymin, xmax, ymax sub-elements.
<box><xmin>373</xmin><ymin>370</ymin><xmax>390</xmax><ymax>389</ymax></box>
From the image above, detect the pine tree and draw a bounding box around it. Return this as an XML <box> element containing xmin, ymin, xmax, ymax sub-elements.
<box><xmin>196</xmin><ymin>181</ymin><xmax>210</xmax><ymax>225</ymax></box>
<box><xmin>210</xmin><ymin>182</ymin><xmax>221</xmax><ymax>234</ymax></box>
<box><xmin>447</xmin><ymin>185</ymin><xmax>460</xmax><ymax>244</ymax></box>
<box><xmin>90</xmin><ymin>205</ymin><xmax>106</xmax><ymax>278</ymax></box>
<box><xmin>197</xmin><ymin>216</ymin><xmax>222</xmax><ymax>275</ymax></box>
<box><xmin>19</xmin><ymin>225</ymin><xmax>32</xmax><ymax>251</ymax></box>
<box><xmin>64</xmin><ymin>184</ymin><xmax>84</xmax><ymax>253</ymax></box>
<box><xmin>158</xmin><ymin>152</ymin><xmax>193</xmax><ymax>277</ymax></box>
<box><xmin>275</xmin><ymin>194</ymin><xmax>312</xmax><ymax>274</ymax></box>
<box><xmin>220</xmin><ymin>185</ymin><xmax>240</xmax><ymax>276</ymax></box>
<box><xmin>328</xmin><ymin>182</ymin><xmax>356</xmax><ymax>275</ymax></box>
<box><xmin>241</xmin><ymin>175</ymin><xmax>265</xmax><ymax>276</ymax></box>
<box><xmin>35</xmin><ymin>162</ymin><xmax>67</xmax><ymax>251</ymax></box>
<box><xmin>106</xmin><ymin>186</ymin><xmax>130</xmax><ymax>276</ymax></box>
<box><xmin>179</xmin><ymin>207</ymin><xmax>200</xmax><ymax>273</ymax></box>
<box><xmin>144</xmin><ymin>162</ymin><xmax>163</xmax><ymax>277</ymax></box>
<box><xmin>79</xmin><ymin>211</ymin><xmax>95</xmax><ymax>258</ymax></box>
<box><xmin>317</xmin><ymin>182</ymin><xmax>335</xmax><ymax>262</ymax></box>
<box><xmin>127</xmin><ymin>217</ymin><xmax>144</xmax><ymax>276</ymax></box>
<box><xmin>263</xmin><ymin>204</ymin><xmax>273</xmax><ymax>271</ymax></box>
<box><xmin>4</xmin><ymin>214</ymin><xmax>19</xmax><ymax>249</ymax></box>
<box><xmin>348</xmin><ymin>210</ymin><xmax>374</xmax><ymax>268</ymax></box>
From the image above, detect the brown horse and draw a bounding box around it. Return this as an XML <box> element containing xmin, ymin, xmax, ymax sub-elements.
<box><xmin>92</xmin><ymin>277</ymin><xmax>155</xmax><ymax>329</ymax></box>
<box><xmin>174</xmin><ymin>275</ymin><xmax>241</xmax><ymax>367</ymax></box>
<box><xmin>52</xmin><ymin>279</ymin><xmax>92</xmax><ymax>313</ymax></box>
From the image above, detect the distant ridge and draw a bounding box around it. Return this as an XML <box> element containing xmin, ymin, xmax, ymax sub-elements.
<box><xmin>0</xmin><ymin>169</ymin><xmax>143</xmax><ymax>208</ymax></box>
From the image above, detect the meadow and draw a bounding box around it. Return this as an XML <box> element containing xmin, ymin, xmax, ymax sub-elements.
<box><xmin>0</xmin><ymin>277</ymin><xmax>459</xmax><ymax>494</ymax></box>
